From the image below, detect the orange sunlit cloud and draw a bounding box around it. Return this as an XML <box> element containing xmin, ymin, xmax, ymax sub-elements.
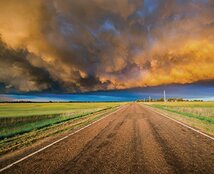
<box><xmin>0</xmin><ymin>0</ymin><xmax>213</xmax><ymax>92</ymax></box>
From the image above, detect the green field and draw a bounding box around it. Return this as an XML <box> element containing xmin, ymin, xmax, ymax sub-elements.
<box><xmin>0</xmin><ymin>102</ymin><xmax>120</xmax><ymax>140</ymax></box>
<box><xmin>0</xmin><ymin>102</ymin><xmax>120</xmax><ymax>117</ymax></box>
<box><xmin>0</xmin><ymin>102</ymin><xmax>123</xmax><ymax>155</ymax></box>
<box><xmin>146</xmin><ymin>102</ymin><xmax>214</xmax><ymax>135</ymax></box>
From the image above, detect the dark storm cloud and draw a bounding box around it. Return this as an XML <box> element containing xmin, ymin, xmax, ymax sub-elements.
<box><xmin>0</xmin><ymin>38</ymin><xmax>59</xmax><ymax>91</ymax></box>
<box><xmin>0</xmin><ymin>0</ymin><xmax>213</xmax><ymax>92</ymax></box>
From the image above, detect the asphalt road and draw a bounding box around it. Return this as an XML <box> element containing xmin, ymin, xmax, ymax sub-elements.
<box><xmin>1</xmin><ymin>103</ymin><xmax>214</xmax><ymax>174</ymax></box>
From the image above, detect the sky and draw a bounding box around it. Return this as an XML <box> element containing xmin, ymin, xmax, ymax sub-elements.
<box><xmin>0</xmin><ymin>0</ymin><xmax>213</xmax><ymax>97</ymax></box>
<box><xmin>1</xmin><ymin>82</ymin><xmax>214</xmax><ymax>102</ymax></box>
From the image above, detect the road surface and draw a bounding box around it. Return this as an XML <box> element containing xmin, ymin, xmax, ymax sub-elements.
<box><xmin>1</xmin><ymin>103</ymin><xmax>214</xmax><ymax>173</ymax></box>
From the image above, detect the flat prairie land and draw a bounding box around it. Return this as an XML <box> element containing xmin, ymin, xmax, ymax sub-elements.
<box><xmin>0</xmin><ymin>102</ymin><xmax>122</xmax><ymax>155</ymax></box>
<box><xmin>0</xmin><ymin>102</ymin><xmax>120</xmax><ymax>117</ymax></box>
<box><xmin>145</xmin><ymin>102</ymin><xmax>214</xmax><ymax>135</ymax></box>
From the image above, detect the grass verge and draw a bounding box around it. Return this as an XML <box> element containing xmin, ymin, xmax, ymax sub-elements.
<box><xmin>0</xmin><ymin>106</ymin><xmax>116</xmax><ymax>140</ymax></box>
<box><xmin>143</xmin><ymin>103</ymin><xmax>214</xmax><ymax>136</ymax></box>
<box><xmin>152</xmin><ymin>104</ymin><xmax>214</xmax><ymax>123</ymax></box>
<box><xmin>0</xmin><ymin>106</ymin><xmax>120</xmax><ymax>157</ymax></box>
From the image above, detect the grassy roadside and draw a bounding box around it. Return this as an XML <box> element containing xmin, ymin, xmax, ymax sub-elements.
<box><xmin>152</xmin><ymin>104</ymin><xmax>214</xmax><ymax>123</ymax></box>
<box><xmin>0</xmin><ymin>102</ymin><xmax>122</xmax><ymax>140</ymax></box>
<box><xmin>0</xmin><ymin>105</ymin><xmax>122</xmax><ymax>156</ymax></box>
<box><xmin>143</xmin><ymin>102</ymin><xmax>214</xmax><ymax>136</ymax></box>
<box><xmin>0</xmin><ymin>106</ymin><xmax>116</xmax><ymax>140</ymax></box>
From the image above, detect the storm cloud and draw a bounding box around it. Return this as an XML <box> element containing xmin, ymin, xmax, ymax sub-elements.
<box><xmin>0</xmin><ymin>0</ymin><xmax>213</xmax><ymax>92</ymax></box>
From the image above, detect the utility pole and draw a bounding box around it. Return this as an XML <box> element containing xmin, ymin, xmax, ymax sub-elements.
<box><xmin>164</xmin><ymin>90</ymin><xmax>166</xmax><ymax>102</ymax></box>
<box><xmin>149</xmin><ymin>96</ymin><xmax>151</xmax><ymax>102</ymax></box>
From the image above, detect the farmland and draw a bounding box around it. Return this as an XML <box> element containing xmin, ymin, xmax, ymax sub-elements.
<box><xmin>0</xmin><ymin>102</ymin><xmax>120</xmax><ymax>117</ymax></box>
<box><xmin>145</xmin><ymin>102</ymin><xmax>214</xmax><ymax>135</ymax></box>
<box><xmin>0</xmin><ymin>102</ymin><xmax>122</xmax><ymax>155</ymax></box>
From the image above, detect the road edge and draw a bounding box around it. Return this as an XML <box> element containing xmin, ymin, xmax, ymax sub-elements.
<box><xmin>142</xmin><ymin>104</ymin><xmax>214</xmax><ymax>141</ymax></box>
<box><xmin>0</xmin><ymin>104</ymin><xmax>127</xmax><ymax>173</ymax></box>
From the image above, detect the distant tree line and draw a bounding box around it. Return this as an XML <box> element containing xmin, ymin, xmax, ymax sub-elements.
<box><xmin>0</xmin><ymin>100</ymin><xmax>125</xmax><ymax>103</ymax></box>
<box><xmin>136</xmin><ymin>98</ymin><xmax>203</xmax><ymax>102</ymax></box>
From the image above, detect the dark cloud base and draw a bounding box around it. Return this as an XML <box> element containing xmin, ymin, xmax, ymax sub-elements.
<box><xmin>0</xmin><ymin>38</ymin><xmax>61</xmax><ymax>92</ymax></box>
